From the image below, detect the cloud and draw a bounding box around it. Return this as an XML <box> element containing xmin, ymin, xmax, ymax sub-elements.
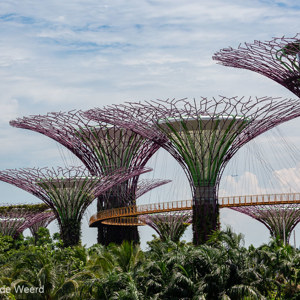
<box><xmin>0</xmin><ymin>0</ymin><xmax>298</xmax><ymax>112</ymax></box>
<box><xmin>219</xmin><ymin>171</ymin><xmax>271</xmax><ymax>197</ymax></box>
<box><xmin>0</xmin><ymin>99</ymin><xmax>19</xmax><ymax>125</ymax></box>
<box><xmin>273</xmin><ymin>163</ymin><xmax>300</xmax><ymax>192</ymax></box>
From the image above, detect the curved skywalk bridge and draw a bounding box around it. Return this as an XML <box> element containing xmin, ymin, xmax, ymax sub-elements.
<box><xmin>90</xmin><ymin>192</ymin><xmax>300</xmax><ymax>226</ymax></box>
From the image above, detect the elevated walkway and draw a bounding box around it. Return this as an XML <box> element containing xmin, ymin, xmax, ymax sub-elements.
<box><xmin>90</xmin><ymin>192</ymin><xmax>300</xmax><ymax>227</ymax></box>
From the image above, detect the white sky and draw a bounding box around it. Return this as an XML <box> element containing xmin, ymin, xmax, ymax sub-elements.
<box><xmin>1</xmin><ymin>0</ymin><xmax>300</xmax><ymax>248</ymax></box>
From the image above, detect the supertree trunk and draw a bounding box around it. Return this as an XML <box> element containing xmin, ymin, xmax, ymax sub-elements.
<box><xmin>97</xmin><ymin>182</ymin><xmax>140</xmax><ymax>245</ymax></box>
<box><xmin>58</xmin><ymin>218</ymin><xmax>81</xmax><ymax>248</ymax></box>
<box><xmin>95</xmin><ymin>179</ymin><xmax>170</xmax><ymax>245</ymax></box>
<box><xmin>193</xmin><ymin>185</ymin><xmax>219</xmax><ymax>244</ymax></box>
<box><xmin>97</xmin><ymin>198</ymin><xmax>140</xmax><ymax>245</ymax></box>
<box><xmin>97</xmin><ymin>223</ymin><xmax>139</xmax><ymax>245</ymax></box>
<box><xmin>95</xmin><ymin>172</ymin><xmax>140</xmax><ymax>245</ymax></box>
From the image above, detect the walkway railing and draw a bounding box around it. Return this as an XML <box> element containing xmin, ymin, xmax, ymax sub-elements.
<box><xmin>219</xmin><ymin>192</ymin><xmax>300</xmax><ymax>207</ymax></box>
<box><xmin>90</xmin><ymin>192</ymin><xmax>300</xmax><ymax>227</ymax></box>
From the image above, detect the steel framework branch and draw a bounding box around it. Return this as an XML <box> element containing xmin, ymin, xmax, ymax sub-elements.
<box><xmin>213</xmin><ymin>34</ymin><xmax>300</xmax><ymax>97</ymax></box>
<box><xmin>28</xmin><ymin>210</ymin><xmax>56</xmax><ymax>238</ymax></box>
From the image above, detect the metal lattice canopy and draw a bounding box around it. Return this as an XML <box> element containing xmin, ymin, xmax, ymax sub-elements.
<box><xmin>140</xmin><ymin>211</ymin><xmax>192</xmax><ymax>242</ymax></box>
<box><xmin>213</xmin><ymin>34</ymin><xmax>300</xmax><ymax>97</ymax></box>
<box><xmin>0</xmin><ymin>203</ymin><xmax>49</xmax><ymax>238</ymax></box>
<box><xmin>85</xmin><ymin>97</ymin><xmax>300</xmax><ymax>244</ymax></box>
<box><xmin>10</xmin><ymin>111</ymin><xmax>160</xmax><ymax>176</ymax></box>
<box><xmin>230</xmin><ymin>204</ymin><xmax>300</xmax><ymax>244</ymax></box>
<box><xmin>0</xmin><ymin>165</ymin><xmax>150</xmax><ymax>246</ymax></box>
<box><xmin>135</xmin><ymin>179</ymin><xmax>171</xmax><ymax>199</ymax></box>
<box><xmin>28</xmin><ymin>210</ymin><xmax>56</xmax><ymax>237</ymax></box>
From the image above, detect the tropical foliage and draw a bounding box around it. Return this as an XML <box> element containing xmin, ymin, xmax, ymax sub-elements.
<box><xmin>0</xmin><ymin>227</ymin><xmax>299</xmax><ymax>299</ymax></box>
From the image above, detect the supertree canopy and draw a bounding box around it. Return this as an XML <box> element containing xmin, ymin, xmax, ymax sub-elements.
<box><xmin>230</xmin><ymin>204</ymin><xmax>300</xmax><ymax>244</ymax></box>
<box><xmin>28</xmin><ymin>209</ymin><xmax>56</xmax><ymax>239</ymax></box>
<box><xmin>85</xmin><ymin>96</ymin><xmax>300</xmax><ymax>244</ymax></box>
<box><xmin>0</xmin><ymin>203</ymin><xmax>49</xmax><ymax>238</ymax></box>
<box><xmin>10</xmin><ymin>111</ymin><xmax>163</xmax><ymax>245</ymax></box>
<box><xmin>0</xmin><ymin>166</ymin><xmax>150</xmax><ymax>247</ymax></box>
<box><xmin>213</xmin><ymin>34</ymin><xmax>300</xmax><ymax>97</ymax></box>
<box><xmin>135</xmin><ymin>179</ymin><xmax>171</xmax><ymax>199</ymax></box>
<box><xmin>140</xmin><ymin>211</ymin><xmax>192</xmax><ymax>242</ymax></box>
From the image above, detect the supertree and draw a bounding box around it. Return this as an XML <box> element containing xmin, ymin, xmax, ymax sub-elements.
<box><xmin>213</xmin><ymin>34</ymin><xmax>300</xmax><ymax>97</ymax></box>
<box><xmin>10</xmin><ymin>111</ymin><xmax>164</xmax><ymax>245</ymax></box>
<box><xmin>0</xmin><ymin>203</ymin><xmax>49</xmax><ymax>238</ymax></box>
<box><xmin>28</xmin><ymin>210</ymin><xmax>56</xmax><ymax>239</ymax></box>
<box><xmin>230</xmin><ymin>204</ymin><xmax>300</xmax><ymax>244</ymax></box>
<box><xmin>140</xmin><ymin>211</ymin><xmax>192</xmax><ymax>242</ymax></box>
<box><xmin>0</xmin><ymin>165</ymin><xmax>150</xmax><ymax>247</ymax></box>
<box><xmin>85</xmin><ymin>96</ymin><xmax>300</xmax><ymax>244</ymax></box>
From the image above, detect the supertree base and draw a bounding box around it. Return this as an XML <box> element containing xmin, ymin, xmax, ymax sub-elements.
<box><xmin>59</xmin><ymin>219</ymin><xmax>81</xmax><ymax>248</ymax></box>
<box><xmin>192</xmin><ymin>186</ymin><xmax>219</xmax><ymax>245</ymax></box>
<box><xmin>97</xmin><ymin>191</ymin><xmax>140</xmax><ymax>245</ymax></box>
<box><xmin>192</xmin><ymin>202</ymin><xmax>219</xmax><ymax>245</ymax></box>
<box><xmin>97</xmin><ymin>224</ymin><xmax>140</xmax><ymax>246</ymax></box>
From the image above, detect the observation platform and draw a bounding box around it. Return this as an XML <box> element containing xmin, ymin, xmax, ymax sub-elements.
<box><xmin>90</xmin><ymin>192</ymin><xmax>300</xmax><ymax>227</ymax></box>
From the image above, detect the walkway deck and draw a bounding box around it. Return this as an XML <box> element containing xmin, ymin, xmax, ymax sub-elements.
<box><xmin>90</xmin><ymin>192</ymin><xmax>300</xmax><ymax>227</ymax></box>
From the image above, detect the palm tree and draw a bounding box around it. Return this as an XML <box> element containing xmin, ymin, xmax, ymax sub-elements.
<box><xmin>77</xmin><ymin>241</ymin><xmax>144</xmax><ymax>299</ymax></box>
